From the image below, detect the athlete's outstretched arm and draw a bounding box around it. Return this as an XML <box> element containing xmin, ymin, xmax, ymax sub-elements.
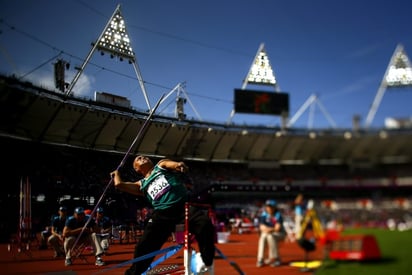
<box><xmin>111</xmin><ymin>170</ymin><xmax>143</xmax><ymax>196</ymax></box>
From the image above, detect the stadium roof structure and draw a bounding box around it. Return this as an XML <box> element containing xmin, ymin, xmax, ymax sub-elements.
<box><xmin>1</xmin><ymin>74</ymin><xmax>412</xmax><ymax>167</ymax></box>
<box><xmin>1</xmin><ymin>4</ymin><xmax>411</xmax><ymax>171</ymax></box>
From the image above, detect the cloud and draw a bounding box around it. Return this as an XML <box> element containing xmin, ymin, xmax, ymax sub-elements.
<box><xmin>66</xmin><ymin>70</ymin><xmax>95</xmax><ymax>98</ymax></box>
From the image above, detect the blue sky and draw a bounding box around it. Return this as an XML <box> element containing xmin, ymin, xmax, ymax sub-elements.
<box><xmin>1</xmin><ymin>0</ymin><xmax>412</xmax><ymax>129</ymax></box>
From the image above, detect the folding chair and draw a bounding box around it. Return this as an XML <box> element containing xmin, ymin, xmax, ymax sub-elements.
<box><xmin>68</xmin><ymin>235</ymin><xmax>94</xmax><ymax>264</ymax></box>
<box><xmin>110</xmin><ymin>224</ymin><xmax>130</xmax><ymax>244</ymax></box>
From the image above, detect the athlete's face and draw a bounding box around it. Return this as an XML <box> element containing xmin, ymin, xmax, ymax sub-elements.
<box><xmin>133</xmin><ymin>155</ymin><xmax>153</xmax><ymax>173</ymax></box>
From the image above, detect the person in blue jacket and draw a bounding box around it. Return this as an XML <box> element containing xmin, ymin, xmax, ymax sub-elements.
<box><xmin>256</xmin><ymin>199</ymin><xmax>286</xmax><ymax>267</ymax></box>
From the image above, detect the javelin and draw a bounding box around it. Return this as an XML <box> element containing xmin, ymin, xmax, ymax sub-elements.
<box><xmin>71</xmin><ymin>93</ymin><xmax>165</xmax><ymax>254</ymax></box>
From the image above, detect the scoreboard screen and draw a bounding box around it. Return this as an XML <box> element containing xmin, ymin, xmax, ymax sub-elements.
<box><xmin>234</xmin><ymin>89</ymin><xmax>289</xmax><ymax>115</ymax></box>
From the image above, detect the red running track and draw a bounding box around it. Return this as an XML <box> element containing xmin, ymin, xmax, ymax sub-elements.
<box><xmin>1</xmin><ymin>232</ymin><xmax>325</xmax><ymax>275</ymax></box>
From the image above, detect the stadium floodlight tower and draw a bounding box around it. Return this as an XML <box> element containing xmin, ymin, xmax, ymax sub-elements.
<box><xmin>243</xmin><ymin>43</ymin><xmax>278</xmax><ymax>88</ymax></box>
<box><xmin>65</xmin><ymin>4</ymin><xmax>151</xmax><ymax>111</ymax></box>
<box><xmin>228</xmin><ymin>43</ymin><xmax>289</xmax><ymax>129</ymax></box>
<box><xmin>365</xmin><ymin>43</ymin><xmax>412</xmax><ymax>128</ymax></box>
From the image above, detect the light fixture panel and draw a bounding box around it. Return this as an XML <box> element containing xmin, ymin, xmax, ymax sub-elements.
<box><xmin>96</xmin><ymin>9</ymin><xmax>135</xmax><ymax>61</ymax></box>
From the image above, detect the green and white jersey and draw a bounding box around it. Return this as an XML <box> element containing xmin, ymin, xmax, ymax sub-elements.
<box><xmin>140</xmin><ymin>165</ymin><xmax>188</xmax><ymax>210</ymax></box>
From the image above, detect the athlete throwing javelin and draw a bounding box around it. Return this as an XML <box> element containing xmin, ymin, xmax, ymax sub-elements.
<box><xmin>111</xmin><ymin>155</ymin><xmax>215</xmax><ymax>275</ymax></box>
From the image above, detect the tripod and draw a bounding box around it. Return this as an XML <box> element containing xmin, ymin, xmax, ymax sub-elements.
<box><xmin>296</xmin><ymin>208</ymin><xmax>324</xmax><ymax>272</ymax></box>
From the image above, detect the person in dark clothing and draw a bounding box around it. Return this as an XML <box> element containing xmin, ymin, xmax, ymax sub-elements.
<box><xmin>111</xmin><ymin>155</ymin><xmax>215</xmax><ymax>275</ymax></box>
<box><xmin>63</xmin><ymin>207</ymin><xmax>105</xmax><ymax>267</ymax></box>
<box><xmin>47</xmin><ymin>206</ymin><xmax>67</xmax><ymax>257</ymax></box>
<box><xmin>94</xmin><ymin>207</ymin><xmax>112</xmax><ymax>252</ymax></box>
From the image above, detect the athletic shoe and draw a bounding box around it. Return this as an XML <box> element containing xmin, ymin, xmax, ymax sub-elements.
<box><xmin>264</xmin><ymin>258</ymin><xmax>273</xmax><ymax>264</ymax></box>
<box><xmin>271</xmin><ymin>259</ymin><xmax>282</xmax><ymax>267</ymax></box>
<box><xmin>65</xmin><ymin>258</ymin><xmax>72</xmax><ymax>266</ymax></box>
<box><xmin>95</xmin><ymin>257</ymin><xmax>105</xmax><ymax>266</ymax></box>
<box><xmin>197</xmin><ymin>263</ymin><xmax>214</xmax><ymax>275</ymax></box>
<box><xmin>256</xmin><ymin>260</ymin><xmax>264</xmax><ymax>267</ymax></box>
